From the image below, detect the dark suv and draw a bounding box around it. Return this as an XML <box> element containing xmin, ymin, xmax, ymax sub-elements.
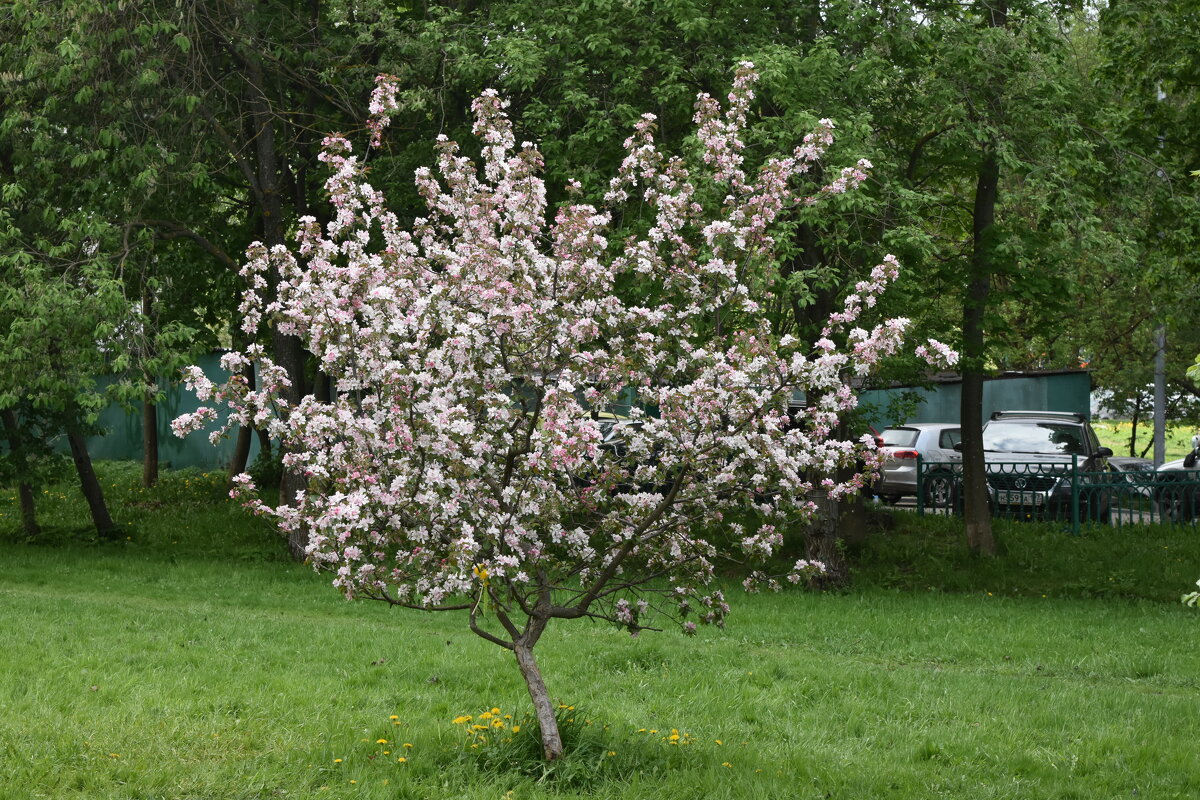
<box><xmin>976</xmin><ymin>410</ymin><xmax>1114</xmax><ymax>522</ymax></box>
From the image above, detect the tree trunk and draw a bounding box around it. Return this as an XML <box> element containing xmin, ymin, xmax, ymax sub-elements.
<box><xmin>838</xmin><ymin>493</ymin><xmax>870</xmax><ymax>548</ymax></box>
<box><xmin>256</xmin><ymin>428</ymin><xmax>272</xmax><ymax>459</ymax></box>
<box><xmin>514</xmin><ymin>639</ymin><xmax>564</xmax><ymax>761</ymax></box>
<box><xmin>1128</xmin><ymin>394</ymin><xmax>1141</xmax><ymax>457</ymax></box>
<box><xmin>66</xmin><ymin>423</ymin><xmax>117</xmax><ymax>537</ymax></box>
<box><xmin>961</xmin><ymin>142</ymin><xmax>999</xmax><ymax>556</ymax></box>
<box><xmin>141</xmin><ymin>290</ymin><xmax>158</xmax><ymax>488</ymax></box>
<box><xmin>142</xmin><ymin>382</ymin><xmax>158</xmax><ymax>488</ymax></box>
<box><xmin>229</xmin><ymin>425</ymin><xmax>253</xmax><ymax>481</ymax></box>
<box><xmin>1</xmin><ymin>408</ymin><xmax>39</xmax><ymax>536</ymax></box>
<box><xmin>959</xmin><ymin>0</ymin><xmax>1007</xmax><ymax>556</ymax></box>
<box><xmin>314</xmin><ymin>370</ymin><xmax>333</xmax><ymax>404</ymax></box>
<box><xmin>803</xmin><ymin>488</ymin><xmax>849</xmax><ymax>587</ymax></box>
<box><xmin>246</xmin><ymin>52</ymin><xmax>310</xmax><ymax>560</ymax></box>
<box><xmin>227</xmin><ymin>360</ymin><xmax>256</xmax><ymax>482</ymax></box>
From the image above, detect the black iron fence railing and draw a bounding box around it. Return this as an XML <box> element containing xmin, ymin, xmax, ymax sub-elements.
<box><xmin>915</xmin><ymin>456</ymin><xmax>1200</xmax><ymax>533</ymax></box>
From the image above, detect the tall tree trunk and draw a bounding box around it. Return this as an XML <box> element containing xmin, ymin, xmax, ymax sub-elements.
<box><xmin>142</xmin><ymin>383</ymin><xmax>158</xmax><ymax>488</ymax></box>
<box><xmin>246</xmin><ymin>51</ymin><xmax>309</xmax><ymax>559</ymax></box>
<box><xmin>514</xmin><ymin>638</ymin><xmax>564</xmax><ymax>761</ymax></box>
<box><xmin>141</xmin><ymin>290</ymin><xmax>158</xmax><ymax>487</ymax></box>
<box><xmin>961</xmin><ymin>144</ymin><xmax>999</xmax><ymax>557</ymax></box>
<box><xmin>960</xmin><ymin>0</ymin><xmax>1006</xmax><ymax>557</ymax></box>
<box><xmin>66</xmin><ymin>422</ymin><xmax>117</xmax><ymax>537</ymax></box>
<box><xmin>1</xmin><ymin>408</ymin><xmax>39</xmax><ymax>536</ymax></box>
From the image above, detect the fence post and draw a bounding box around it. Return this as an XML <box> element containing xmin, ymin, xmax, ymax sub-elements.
<box><xmin>1071</xmin><ymin>453</ymin><xmax>1080</xmax><ymax>535</ymax></box>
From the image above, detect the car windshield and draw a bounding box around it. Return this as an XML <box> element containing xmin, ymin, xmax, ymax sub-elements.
<box><xmin>982</xmin><ymin>421</ymin><xmax>1086</xmax><ymax>455</ymax></box>
<box><xmin>881</xmin><ymin>428</ymin><xmax>919</xmax><ymax>447</ymax></box>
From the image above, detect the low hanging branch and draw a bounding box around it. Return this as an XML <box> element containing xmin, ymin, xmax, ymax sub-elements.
<box><xmin>174</xmin><ymin>64</ymin><xmax>956</xmax><ymax>760</ymax></box>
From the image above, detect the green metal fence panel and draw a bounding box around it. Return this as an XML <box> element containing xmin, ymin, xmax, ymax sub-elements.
<box><xmin>82</xmin><ymin>353</ymin><xmax>264</xmax><ymax>471</ymax></box>
<box><xmin>916</xmin><ymin>459</ymin><xmax>1200</xmax><ymax>529</ymax></box>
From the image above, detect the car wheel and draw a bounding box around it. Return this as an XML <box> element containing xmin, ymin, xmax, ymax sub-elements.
<box><xmin>1155</xmin><ymin>481</ymin><xmax>1197</xmax><ymax>524</ymax></box>
<box><xmin>923</xmin><ymin>471</ymin><xmax>956</xmax><ymax>510</ymax></box>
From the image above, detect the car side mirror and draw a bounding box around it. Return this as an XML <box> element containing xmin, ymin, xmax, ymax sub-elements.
<box><xmin>953</xmin><ymin>442</ymin><xmax>964</xmax><ymax>452</ymax></box>
<box><xmin>1096</xmin><ymin>446</ymin><xmax>1113</xmax><ymax>458</ymax></box>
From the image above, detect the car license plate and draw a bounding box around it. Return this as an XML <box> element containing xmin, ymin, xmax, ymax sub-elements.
<box><xmin>995</xmin><ymin>490</ymin><xmax>1044</xmax><ymax>507</ymax></box>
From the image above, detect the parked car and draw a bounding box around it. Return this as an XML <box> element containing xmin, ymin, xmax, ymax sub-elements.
<box><xmin>974</xmin><ymin>410</ymin><xmax>1113</xmax><ymax>522</ymax></box>
<box><xmin>874</xmin><ymin>423</ymin><xmax>962</xmax><ymax>504</ymax></box>
<box><xmin>1107</xmin><ymin>456</ymin><xmax>1155</xmax><ymax>498</ymax></box>
<box><xmin>1154</xmin><ymin>435</ymin><xmax>1200</xmax><ymax>522</ymax></box>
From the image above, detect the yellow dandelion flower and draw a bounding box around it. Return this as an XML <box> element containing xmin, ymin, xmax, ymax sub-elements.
<box><xmin>715</xmin><ymin>739</ymin><xmax>723</xmax><ymax>745</ymax></box>
<box><xmin>669</xmin><ymin>733</ymin><xmax>680</xmax><ymax>742</ymax></box>
<box><xmin>376</xmin><ymin>739</ymin><xmax>388</xmax><ymax>744</ymax></box>
<box><xmin>722</xmin><ymin>761</ymin><xmax>732</xmax><ymax>768</ymax></box>
<box><xmin>398</xmin><ymin>757</ymin><xmax>407</xmax><ymax>763</ymax></box>
<box><xmin>383</xmin><ymin>751</ymin><xmax>390</xmax><ymax>755</ymax></box>
<box><xmin>333</xmin><ymin>758</ymin><xmax>343</xmax><ymax>764</ymax></box>
<box><xmin>490</xmin><ymin>707</ymin><xmax>501</xmax><ymax>714</ymax></box>
<box><xmin>607</xmin><ymin>751</ymin><xmax>616</xmax><ymax>757</ymax></box>
<box><xmin>452</xmin><ymin>715</ymin><xmax>472</xmax><ymax>724</ymax></box>
<box><xmin>349</xmin><ymin>780</ymin><xmax>357</xmax><ymax>785</ymax></box>
<box><xmin>403</xmin><ymin>743</ymin><xmax>413</xmax><ymax>749</ymax></box>
<box><xmin>649</xmin><ymin>729</ymin><xmax>658</xmax><ymax>734</ymax></box>
<box><xmin>511</xmin><ymin>725</ymin><xmax>520</xmax><ymax>733</ymax></box>
<box><xmin>389</xmin><ymin>715</ymin><xmax>399</xmax><ymax>720</ymax></box>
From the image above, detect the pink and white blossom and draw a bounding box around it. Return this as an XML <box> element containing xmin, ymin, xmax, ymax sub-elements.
<box><xmin>175</xmin><ymin>69</ymin><xmax>940</xmax><ymax>643</ymax></box>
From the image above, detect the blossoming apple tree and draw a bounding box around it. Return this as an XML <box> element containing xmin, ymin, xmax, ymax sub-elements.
<box><xmin>174</xmin><ymin>63</ymin><xmax>955</xmax><ymax>760</ymax></box>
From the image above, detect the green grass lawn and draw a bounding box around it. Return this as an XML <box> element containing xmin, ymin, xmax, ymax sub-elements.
<box><xmin>1092</xmin><ymin>419</ymin><xmax>1197</xmax><ymax>462</ymax></box>
<box><xmin>2</xmin><ymin>464</ymin><xmax>1199</xmax><ymax>799</ymax></box>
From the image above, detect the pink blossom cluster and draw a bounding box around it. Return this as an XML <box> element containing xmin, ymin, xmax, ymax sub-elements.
<box><xmin>175</xmin><ymin>68</ymin><xmax>949</xmax><ymax>636</ymax></box>
<box><xmin>366</xmin><ymin>74</ymin><xmax>401</xmax><ymax>148</ymax></box>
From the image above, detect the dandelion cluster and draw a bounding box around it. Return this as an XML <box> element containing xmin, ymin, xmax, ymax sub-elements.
<box><xmin>453</xmin><ymin>706</ymin><xmax>522</xmax><ymax>748</ymax></box>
